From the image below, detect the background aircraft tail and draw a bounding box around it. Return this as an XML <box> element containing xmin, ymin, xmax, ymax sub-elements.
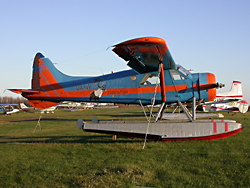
<box><xmin>216</xmin><ymin>81</ymin><xmax>243</xmax><ymax>99</ymax></box>
<box><xmin>19</xmin><ymin>103</ymin><xmax>28</xmax><ymax>109</ymax></box>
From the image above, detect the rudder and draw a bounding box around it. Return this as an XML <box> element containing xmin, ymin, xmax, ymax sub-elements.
<box><xmin>31</xmin><ymin>52</ymin><xmax>70</xmax><ymax>99</ymax></box>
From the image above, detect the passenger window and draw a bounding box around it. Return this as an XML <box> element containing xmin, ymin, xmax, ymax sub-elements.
<box><xmin>140</xmin><ymin>74</ymin><xmax>160</xmax><ymax>85</ymax></box>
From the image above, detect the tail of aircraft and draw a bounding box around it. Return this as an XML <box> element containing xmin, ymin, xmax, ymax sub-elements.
<box><xmin>9</xmin><ymin>53</ymin><xmax>86</xmax><ymax>109</ymax></box>
<box><xmin>30</xmin><ymin>52</ymin><xmax>90</xmax><ymax>108</ymax></box>
<box><xmin>29</xmin><ymin>53</ymin><xmax>70</xmax><ymax>108</ymax></box>
<box><xmin>216</xmin><ymin>81</ymin><xmax>243</xmax><ymax>100</ymax></box>
<box><xmin>31</xmin><ymin>52</ymin><xmax>72</xmax><ymax>91</ymax></box>
<box><xmin>203</xmin><ymin>80</ymin><xmax>248</xmax><ymax>113</ymax></box>
<box><xmin>19</xmin><ymin>103</ymin><xmax>28</xmax><ymax>109</ymax></box>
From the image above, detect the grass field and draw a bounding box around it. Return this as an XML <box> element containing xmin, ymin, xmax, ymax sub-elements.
<box><xmin>0</xmin><ymin>108</ymin><xmax>249</xmax><ymax>188</ymax></box>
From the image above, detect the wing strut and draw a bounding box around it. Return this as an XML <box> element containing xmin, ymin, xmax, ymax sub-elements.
<box><xmin>154</xmin><ymin>63</ymin><xmax>167</xmax><ymax>121</ymax></box>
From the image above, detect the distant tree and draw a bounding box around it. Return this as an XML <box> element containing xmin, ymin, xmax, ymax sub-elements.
<box><xmin>0</xmin><ymin>96</ymin><xmax>29</xmax><ymax>106</ymax></box>
<box><xmin>2</xmin><ymin>96</ymin><xmax>9</xmax><ymax>104</ymax></box>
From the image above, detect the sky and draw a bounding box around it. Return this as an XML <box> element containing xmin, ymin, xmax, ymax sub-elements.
<box><xmin>1</xmin><ymin>0</ymin><xmax>250</xmax><ymax>103</ymax></box>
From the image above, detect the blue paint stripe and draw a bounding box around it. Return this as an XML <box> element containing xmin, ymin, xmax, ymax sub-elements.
<box><xmin>39</xmin><ymin>70</ymin><xmax>61</xmax><ymax>98</ymax></box>
<box><xmin>33</xmin><ymin>73</ymin><xmax>50</xmax><ymax>98</ymax></box>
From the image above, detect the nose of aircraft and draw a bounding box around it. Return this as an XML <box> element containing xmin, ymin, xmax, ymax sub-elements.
<box><xmin>206</xmin><ymin>73</ymin><xmax>217</xmax><ymax>101</ymax></box>
<box><xmin>199</xmin><ymin>73</ymin><xmax>217</xmax><ymax>102</ymax></box>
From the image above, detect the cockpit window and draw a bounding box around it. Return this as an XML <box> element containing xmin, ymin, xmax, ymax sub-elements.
<box><xmin>170</xmin><ymin>70</ymin><xmax>185</xmax><ymax>80</ymax></box>
<box><xmin>177</xmin><ymin>65</ymin><xmax>190</xmax><ymax>76</ymax></box>
<box><xmin>140</xmin><ymin>74</ymin><xmax>160</xmax><ymax>85</ymax></box>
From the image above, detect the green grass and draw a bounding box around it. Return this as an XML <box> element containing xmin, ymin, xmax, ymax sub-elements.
<box><xmin>0</xmin><ymin>108</ymin><xmax>250</xmax><ymax>187</ymax></box>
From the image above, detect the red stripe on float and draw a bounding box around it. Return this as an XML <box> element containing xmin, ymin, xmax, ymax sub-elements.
<box><xmin>213</xmin><ymin>122</ymin><xmax>217</xmax><ymax>134</ymax></box>
<box><xmin>225</xmin><ymin>122</ymin><xmax>229</xmax><ymax>132</ymax></box>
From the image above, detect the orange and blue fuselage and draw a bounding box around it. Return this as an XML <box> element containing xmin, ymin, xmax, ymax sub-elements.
<box><xmin>9</xmin><ymin>52</ymin><xmax>217</xmax><ymax>109</ymax></box>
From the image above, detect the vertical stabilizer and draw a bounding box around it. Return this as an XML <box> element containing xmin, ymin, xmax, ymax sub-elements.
<box><xmin>32</xmin><ymin>53</ymin><xmax>45</xmax><ymax>90</ymax></box>
<box><xmin>216</xmin><ymin>81</ymin><xmax>243</xmax><ymax>100</ymax></box>
<box><xmin>31</xmin><ymin>52</ymin><xmax>72</xmax><ymax>99</ymax></box>
<box><xmin>19</xmin><ymin>103</ymin><xmax>28</xmax><ymax>109</ymax></box>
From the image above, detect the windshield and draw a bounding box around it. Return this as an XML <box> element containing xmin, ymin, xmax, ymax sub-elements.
<box><xmin>177</xmin><ymin>65</ymin><xmax>190</xmax><ymax>76</ymax></box>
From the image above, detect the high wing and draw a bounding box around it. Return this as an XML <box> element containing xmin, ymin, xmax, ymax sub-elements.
<box><xmin>112</xmin><ymin>37</ymin><xmax>176</xmax><ymax>73</ymax></box>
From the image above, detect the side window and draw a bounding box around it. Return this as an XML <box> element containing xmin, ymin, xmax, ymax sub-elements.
<box><xmin>170</xmin><ymin>70</ymin><xmax>185</xmax><ymax>80</ymax></box>
<box><xmin>140</xmin><ymin>74</ymin><xmax>160</xmax><ymax>85</ymax></box>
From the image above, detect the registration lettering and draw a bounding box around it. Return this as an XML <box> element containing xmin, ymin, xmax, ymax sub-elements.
<box><xmin>76</xmin><ymin>84</ymin><xmax>92</xmax><ymax>90</ymax></box>
<box><xmin>108</xmin><ymin>90</ymin><xmax>128</xmax><ymax>95</ymax></box>
<box><xmin>33</xmin><ymin>65</ymin><xmax>49</xmax><ymax>71</ymax></box>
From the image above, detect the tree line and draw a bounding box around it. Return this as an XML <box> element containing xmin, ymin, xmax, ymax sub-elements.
<box><xmin>0</xmin><ymin>96</ymin><xmax>30</xmax><ymax>106</ymax></box>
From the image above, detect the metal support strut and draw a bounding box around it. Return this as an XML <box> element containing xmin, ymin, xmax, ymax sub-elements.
<box><xmin>192</xmin><ymin>96</ymin><xmax>196</xmax><ymax>121</ymax></box>
<box><xmin>177</xmin><ymin>96</ymin><xmax>196</xmax><ymax>122</ymax></box>
<box><xmin>154</xmin><ymin>63</ymin><xmax>167</xmax><ymax>122</ymax></box>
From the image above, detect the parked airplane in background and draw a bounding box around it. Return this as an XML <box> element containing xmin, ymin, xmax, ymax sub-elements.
<box><xmin>57</xmin><ymin>101</ymin><xmax>94</xmax><ymax>111</ymax></box>
<box><xmin>19</xmin><ymin>103</ymin><xmax>56</xmax><ymax>113</ymax></box>
<box><xmin>57</xmin><ymin>101</ymin><xmax>82</xmax><ymax>108</ymax></box>
<box><xmin>19</xmin><ymin>103</ymin><xmax>35</xmax><ymax>111</ymax></box>
<box><xmin>202</xmin><ymin>81</ymin><xmax>249</xmax><ymax>113</ymax></box>
<box><xmin>40</xmin><ymin>106</ymin><xmax>57</xmax><ymax>113</ymax></box>
<box><xmin>0</xmin><ymin>104</ymin><xmax>19</xmax><ymax>115</ymax></box>
<box><xmin>4</xmin><ymin>108</ymin><xmax>20</xmax><ymax>115</ymax></box>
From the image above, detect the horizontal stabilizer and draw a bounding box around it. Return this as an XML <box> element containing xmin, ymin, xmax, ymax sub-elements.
<box><xmin>8</xmin><ymin>89</ymin><xmax>40</xmax><ymax>94</ymax></box>
<box><xmin>28</xmin><ymin>100</ymin><xmax>59</xmax><ymax>109</ymax></box>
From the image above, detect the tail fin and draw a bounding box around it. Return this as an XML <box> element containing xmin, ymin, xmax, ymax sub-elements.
<box><xmin>9</xmin><ymin>52</ymin><xmax>87</xmax><ymax>109</ymax></box>
<box><xmin>28</xmin><ymin>52</ymin><xmax>77</xmax><ymax>108</ymax></box>
<box><xmin>32</xmin><ymin>52</ymin><xmax>72</xmax><ymax>92</ymax></box>
<box><xmin>19</xmin><ymin>103</ymin><xmax>27</xmax><ymax>109</ymax></box>
<box><xmin>32</xmin><ymin>52</ymin><xmax>83</xmax><ymax>98</ymax></box>
<box><xmin>217</xmin><ymin>81</ymin><xmax>243</xmax><ymax>100</ymax></box>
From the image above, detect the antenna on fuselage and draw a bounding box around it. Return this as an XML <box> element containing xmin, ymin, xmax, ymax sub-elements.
<box><xmin>100</xmin><ymin>67</ymin><xmax>104</xmax><ymax>75</ymax></box>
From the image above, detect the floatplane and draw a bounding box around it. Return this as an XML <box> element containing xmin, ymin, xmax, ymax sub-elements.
<box><xmin>8</xmin><ymin>37</ymin><xmax>244</xmax><ymax>141</ymax></box>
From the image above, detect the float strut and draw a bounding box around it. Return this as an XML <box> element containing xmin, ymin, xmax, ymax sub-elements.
<box><xmin>160</xmin><ymin>64</ymin><xmax>166</xmax><ymax>102</ymax></box>
<box><xmin>192</xmin><ymin>96</ymin><xmax>196</xmax><ymax>121</ymax></box>
<box><xmin>155</xmin><ymin>64</ymin><xmax>167</xmax><ymax>122</ymax></box>
<box><xmin>177</xmin><ymin>100</ymin><xmax>193</xmax><ymax>122</ymax></box>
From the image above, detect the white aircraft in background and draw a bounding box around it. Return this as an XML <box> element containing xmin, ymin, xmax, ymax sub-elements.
<box><xmin>203</xmin><ymin>81</ymin><xmax>249</xmax><ymax>113</ymax></box>
<box><xmin>5</xmin><ymin>108</ymin><xmax>20</xmax><ymax>115</ymax></box>
<box><xmin>57</xmin><ymin>101</ymin><xmax>82</xmax><ymax>108</ymax></box>
<box><xmin>20</xmin><ymin>103</ymin><xmax>57</xmax><ymax>113</ymax></box>
<box><xmin>0</xmin><ymin>104</ymin><xmax>20</xmax><ymax>115</ymax></box>
<box><xmin>57</xmin><ymin>101</ymin><xmax>94</xmax><ymax>110</ymax></box>
<box><xmin>19</xmin><ymin>103</ymin><xmax>35</xmax><ymax>111</ymax></box>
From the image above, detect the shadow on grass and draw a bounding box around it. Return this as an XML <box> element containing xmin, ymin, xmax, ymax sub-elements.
<box><xmin>10</xmin><ymin>118</ymin><xmax>81</xmax><ymax>123</ymax></box>
<box><xmin>9</xmin><ymin>112</ymin><xmax>149</xmax><ymax>122</ymax></box>
<box><xmin>0</xmin><ymin>135</ymin><xmax>144</xmax><ymax>144</ymax></box>
<box><xmin>98</xmin><ymin>112</ymin><xmax>146</xmax><ymax>117</ymax></box>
